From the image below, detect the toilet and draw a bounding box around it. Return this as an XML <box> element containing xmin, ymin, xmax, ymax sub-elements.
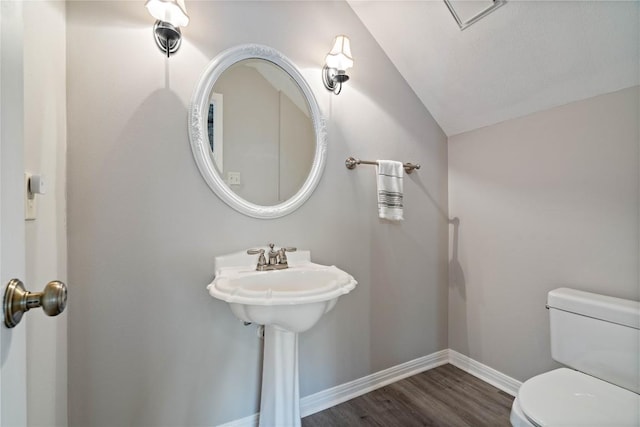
<box><xmin>510</xmin><ymin>288</ymin><xmax>640</xmax><ymax>427</ymax></box>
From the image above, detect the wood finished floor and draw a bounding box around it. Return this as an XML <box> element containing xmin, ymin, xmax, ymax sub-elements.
<box><xmin>302</xmin><ymin>364</ymin><xmax>514</xmax><ymax>427</ymax></box>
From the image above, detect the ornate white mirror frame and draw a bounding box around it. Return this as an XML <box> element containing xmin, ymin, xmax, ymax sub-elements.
<box><xmin>188</xmin><ymin>44</ymin><xmax>327</xmax><ymax>219</ymax></box>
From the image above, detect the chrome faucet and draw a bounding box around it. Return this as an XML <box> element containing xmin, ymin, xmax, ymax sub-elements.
<box><xmin>247</xmin><ymin>243</ymin><xmax>297</xmax><ymax>271</ymax></box>
<box><xmin>267</xmin><ymin>243</ymin><xmax>279</xmax><ymax>266</ymax></box>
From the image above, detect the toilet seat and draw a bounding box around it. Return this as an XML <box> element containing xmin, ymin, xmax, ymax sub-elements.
<box><xmin>510</xmin><ymin>396</ymin><xmax>535</xmax><ymax>427</ymax></box>
<box><xmin>516</xmin><ymin>368</ymin><xmax>640</xmax><ymax>427</ymax></box>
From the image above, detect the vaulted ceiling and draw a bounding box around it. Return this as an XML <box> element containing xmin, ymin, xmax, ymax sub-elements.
<box><xmin>348</xmin><ymin>0</ymin><xmax>640</xmax><ymax>136</ymax></box>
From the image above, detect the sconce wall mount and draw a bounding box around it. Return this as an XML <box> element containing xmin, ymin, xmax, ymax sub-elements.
<box><xmin>322</xmin><ymin>66</ymin><xmax>349</xmax><ymax>94</ymax></box>
<box><xmin>323</xmin><ymin>35</ymin><xmax>353</xmax><ymax>95</ymax></box>
<box><xmin>153</xmin><ymin>20</ymin><xmax>182</xmax><ymax>57</ymax></box>
<box><xmin>146</xmin><ymin>0</ymin><xmax>189</xmax><ymax>58</ymax></box>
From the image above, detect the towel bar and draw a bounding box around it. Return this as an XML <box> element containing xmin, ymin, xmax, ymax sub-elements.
<box><xmin>345</xmin><ymin>157</ymin><xmax>420</xmax><ymax>174</ymax></box>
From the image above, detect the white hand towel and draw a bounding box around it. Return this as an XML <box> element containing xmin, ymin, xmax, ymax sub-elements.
<box><xmin>376</xmin><ymin>160</ymin><xmax>404</xmax><ymax>221</ymax></box>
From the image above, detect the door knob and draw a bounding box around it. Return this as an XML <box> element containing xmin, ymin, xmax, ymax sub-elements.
<box><xmin>3</xmin><ymin>278</ymin><xmax>67</xmax><ymax>328</ymax></box>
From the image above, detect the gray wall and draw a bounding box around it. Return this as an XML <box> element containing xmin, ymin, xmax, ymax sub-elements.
<box><xmin>66</xmin><ymin>1</ymin><xmax>448</xmax><ymax>426</ymax></box>
<box><xmin>448</xmin><ymin>86</ymin><xmax>640</xmax><ymax>382</ymax></box>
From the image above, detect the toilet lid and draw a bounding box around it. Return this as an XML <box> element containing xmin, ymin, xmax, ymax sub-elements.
<box><xmin>519</xmin><ymin>368</ymin><xmax>640</xmax><ymax>427</ymax></box>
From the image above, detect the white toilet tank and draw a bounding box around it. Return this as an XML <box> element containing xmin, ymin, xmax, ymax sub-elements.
<box><xmin>548</xmin><ymin>288</ymin><xmax>640</xmax><ymax>394</ymax></box>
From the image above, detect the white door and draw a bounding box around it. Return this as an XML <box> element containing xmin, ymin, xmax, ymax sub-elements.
<box><xmin>0</xmin><ymin>1</ymin><xmax>28</xmax><ymax>425</ymax></box>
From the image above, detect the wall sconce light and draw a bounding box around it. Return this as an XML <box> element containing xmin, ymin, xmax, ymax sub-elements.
<box><xmin>145</xmin><ymin>0</ymin><xmax>190</xmax><ymax>57</ymax></box>
<box><xmin>322</xmin><ymin>35</ymin><xmax>353</xmax><ymax>95</ymax></box>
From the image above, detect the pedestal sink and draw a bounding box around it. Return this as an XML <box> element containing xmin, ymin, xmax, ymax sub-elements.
<box><xmin>208</xmin><ymin>248</ymin><xmax>357</xmax><ymax>427</ymax></box>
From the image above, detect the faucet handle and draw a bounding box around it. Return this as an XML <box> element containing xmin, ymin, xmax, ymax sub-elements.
<box><xmin>247</xmin><ymin>248</ymin><xmax>267</xmax><ymax>269</ymax></box>
<box><xmin>277</xmin><ymin>247</ymin><xmax>297</xmax><ymax>265</ymax></box>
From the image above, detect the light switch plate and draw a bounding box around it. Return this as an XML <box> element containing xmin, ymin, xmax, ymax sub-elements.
<box><xmin>228</xmin><ymin>172</ymin><xmax>241</xmax><ymax>186</ymax></box>
<box><xmin>25</xmin><ymin>172</ymin><xmax>36</xmax><ymax>221</ymax></box>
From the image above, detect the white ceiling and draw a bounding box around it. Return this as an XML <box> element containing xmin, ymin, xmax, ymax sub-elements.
<box><xmin>347</xmin><ymin>0</ymin><xmax>640</xmax><ymax>136</ymax></box>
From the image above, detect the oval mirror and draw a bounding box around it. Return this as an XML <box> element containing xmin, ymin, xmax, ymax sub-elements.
<box><xmin>188</xmin><ymin>44</ymin><xmax>327</xmax><ymax>219</ymax></box>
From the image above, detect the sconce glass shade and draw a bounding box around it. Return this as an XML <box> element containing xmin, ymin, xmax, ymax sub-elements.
<box><xmin>145</xmin><ymin>0</ymin><xmax>189</xmax><ymax>27</ymax></box>
<box><xmin>325</xmin><ymin>35</ymin><xmax>353</xmax><ymax>71</ymax></box>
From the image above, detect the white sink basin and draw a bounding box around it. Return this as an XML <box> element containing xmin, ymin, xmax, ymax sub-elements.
<box><xmin>208</xmin><ymin>251</ymin><xmax>356</xmax><ymax>332</ymax></box>
<box><xmin>207</xmin><ymin>248</ymin><xmax>357</xmax><ymax>427</ymax></box>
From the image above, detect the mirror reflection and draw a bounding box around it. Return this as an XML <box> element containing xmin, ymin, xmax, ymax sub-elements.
<box><xmin>209</xmin><ymin>59</ymin><xmax>315</xmax><ymax>206</ymax></box>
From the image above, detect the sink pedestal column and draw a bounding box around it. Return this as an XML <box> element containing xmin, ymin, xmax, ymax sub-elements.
<box><xmin>259</xmin><ymin>325</ymin><xmax>300</xmax><ymax>427</ymax></box>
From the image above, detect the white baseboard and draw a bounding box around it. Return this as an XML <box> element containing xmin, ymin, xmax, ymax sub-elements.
<box><xmin>216</xmin><ymin>413</ymin><xmax>258</xmax><ymax>427</ymax></box>
<box><xmin>448</xmin><ymin>349</ymin><xmax>521</xmax><ymax>396</ymax></box>
<box><xmin>216</xmin><ymin>348</ymin><xmax>519</xmax><ymax>427</ymax></box>
<box><xmin>300</xmin><ymin>349</ymin><xmax>449</xmax><ymax>417</ymax></box>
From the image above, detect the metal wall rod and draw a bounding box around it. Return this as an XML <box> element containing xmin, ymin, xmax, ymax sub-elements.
<box><xmin>345</xmin><ymin>157</ymin><xmax>421</xmax><ymax>174</ymax></box>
